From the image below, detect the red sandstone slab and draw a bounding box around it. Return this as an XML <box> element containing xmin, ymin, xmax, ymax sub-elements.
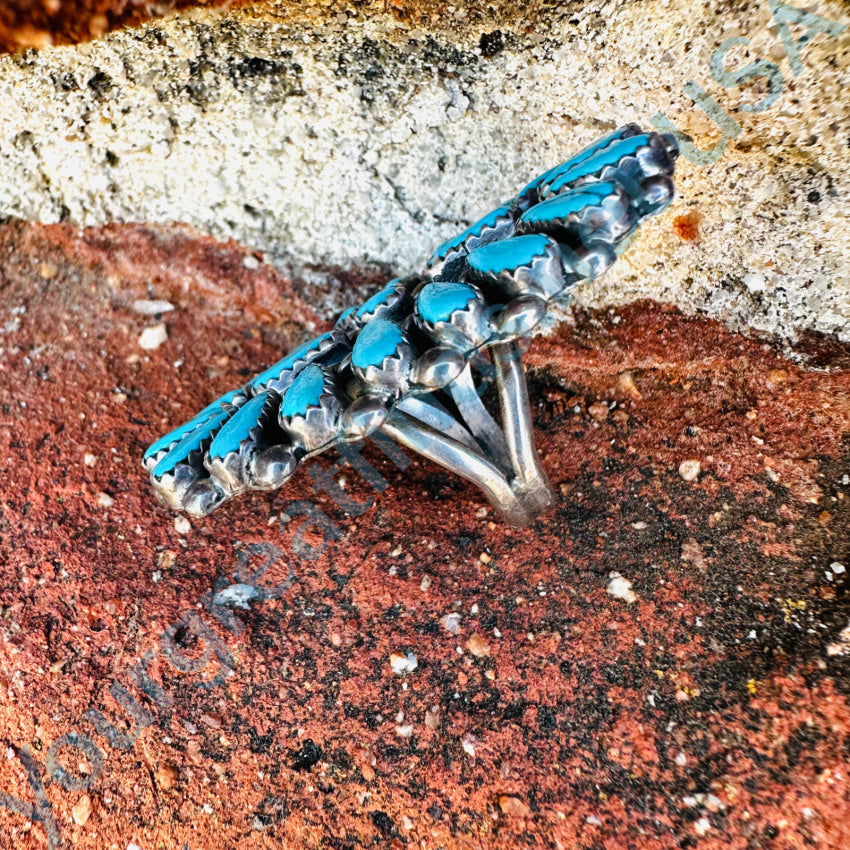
<box><xmin>0</xmin><ymin>221</ymin><xmax>848</xmax><ymax>849</ymax></box>
<box><xmin>0</xmin><ymin>0</ymin><xmax>252</xmax><ymax>53</ymax></box>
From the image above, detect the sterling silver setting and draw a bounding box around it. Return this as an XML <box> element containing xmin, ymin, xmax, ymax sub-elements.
<box><xmin>143</xmin><ymin>125</ymin><xmax>678</xmax><ymax>526</ymax></box>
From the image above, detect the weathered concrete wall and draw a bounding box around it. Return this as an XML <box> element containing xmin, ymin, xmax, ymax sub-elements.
<box><xmin>0</xmin><ymin>0</ymin><xmax>847</xmax><ymax>338</ymax></box>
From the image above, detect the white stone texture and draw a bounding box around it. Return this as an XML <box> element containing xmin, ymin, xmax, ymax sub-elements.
<box><xmin>0</xmin><ymin>0</ymin><xmax>847</xmax><ymax>338</ymax></box>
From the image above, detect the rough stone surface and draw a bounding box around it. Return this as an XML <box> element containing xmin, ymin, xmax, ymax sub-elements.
<box><xmin>0</xmin><ymin>0</ymin><xmax>847</xmax><ymax>338</ymax></box>
<box><xmin>0</xmin><ymin>221</ymin><xmax>848</xmax><ymax>849</ymax></box>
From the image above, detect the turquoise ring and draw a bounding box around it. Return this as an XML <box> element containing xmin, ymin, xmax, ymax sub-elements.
<box><xmin>143</xmin><ymin>125</ymin><xmax>679</xmax><ymax>526</ymax></box>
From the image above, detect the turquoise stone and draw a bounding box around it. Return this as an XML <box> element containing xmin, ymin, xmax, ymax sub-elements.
<box><xmin>280</xmin><ymin>364</ymin><xmax>328</xmax><ymax>420</ymax></box>
<box><xmin>356</xmin><ymin>279</ymin><xmax>401</xmax><ymax>320</ymax></box>
<box><xmin>250</xmin><ymin>331</ymin><xmax>332</xmax><ymax>390</ymax></box>
<box><xmin>208</xmin><ymin>392</ymin><xmax>270</xmax><ymax>460</ymax></box>
<box><xmin>520</xmin><ymin>181</ymin><xmax>618</xmax><ymax>226</ymax></box>
<box><xmin>152</xmin><ymin>409</ymin><xmax>230</xmax><ymax>480</ymax></box>
<box><xmin>519</xmin><ymin>127</ymin><xmax>635</xmax><ymax>200</ymax></box>
<box><xmin>351</xmin><ymin>318</ymin><xmax>404</xmax><ymax>370</ymax></box>
<box><xmin>541</xmin><ymin>132</ymin><xmax>627</xmax><ymax>183</ymax></box>
<box><xmin>432</xmin><ymin>204</ymin><xmax>511</xmax><ymax>260</ymax></box>
<box><xmin>468</xmin><ymin>234</ymin><xmax>550</xmax><ymax>275</ymax></box>
<box><xmin>417</xmin><ymin>282</ymin><xmax>477</xmax><ymax>325</ymax></box>
<box><xmin>144</xmin><ymin>389</ymin><xmax>239</xmax><ymax>463</ymax></box>
<box><xmin>546</xmin><ymin>134</ymin><xmax>650</xmax><ymax>195</ymax></box>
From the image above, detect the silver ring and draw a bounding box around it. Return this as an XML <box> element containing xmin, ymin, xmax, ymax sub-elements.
<box><xmin>143</xmin><ymin>125</ymin><xmax>679</xmax><ymax>526</ymax></box>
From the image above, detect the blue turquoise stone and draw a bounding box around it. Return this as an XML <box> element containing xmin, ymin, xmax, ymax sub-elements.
<box><xmin>519</xmin><ymin>127</ymin><xmax>636</xmax><ymax>200</ymax></box>
<box><xmin>144</xmin><ymin>412</ymin><xmax>209</xmax><ymax>464</ymax></box>
<box><xmin>546</xmin><ymin>134</ymin><xmax>650</xmax><ymax>195</ymax></box>
<box><xmin>432</xmin><ymin>204</ymin><xmax>511</xmax><ymax>260</ymax></box>
<box><xmin>250</xmin><ymin>331</ymin><xmax>333</xmax><ymax>390</ymax></box>
<box><xmin>280</xmin><ymin>364</ymin><xmax>328</xmax><ymax>420</ymax></box>
<box><xmin>356</xmin><ymin>280</ymin><xmax>401</xmax><ymax>320</ymax></box>
<box><xmin>417</xmin><ymin>282</ymin><xmax>477</xmax><ymax>325</ymax></box>
<box><xmin>351</xmin><ymin>318</ymin><xmax>404</xmax><ymax>370</ymax></box>
<box><xmin>520</xmin><ymin>181</ymin><xmax>618</xmax><ymax>227</ymax></box>
<box><xmin>467</xmin><ymin>234</ymin><xmax>551</xmax><ymax>275</ymax></box>
<box><xmin>208</xmin><ymin>392</ymin><xmax>270</xmax><ymax>460</ymax></box>
<box><xmin>152</xmin><ymin>409</ymin><xmax>230</xmax><ymax>480</ymax></box>
<box><xmin>144</xmin><ymin>389</ymin><xmax>239</xmax><ymax>463</ymax></box>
